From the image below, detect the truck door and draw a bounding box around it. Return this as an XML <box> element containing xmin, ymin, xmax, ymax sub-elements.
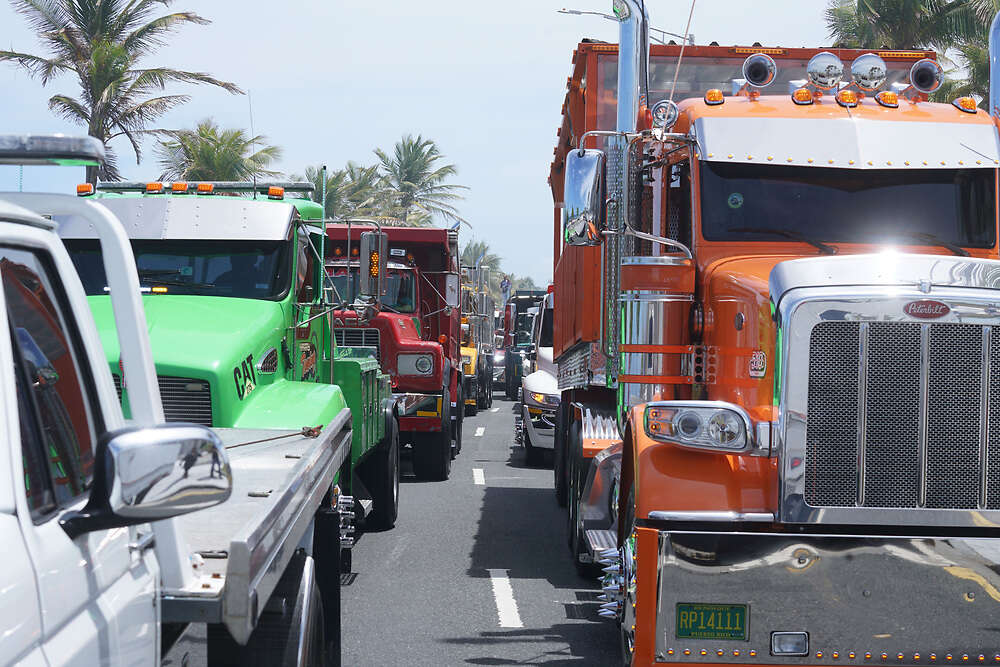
<box><xmin>1</xmin><ymin>245</ymin><xmax>157</xmax><ymax>665</ymax></box>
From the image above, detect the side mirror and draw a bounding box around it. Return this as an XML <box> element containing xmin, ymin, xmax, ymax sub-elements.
<box><xmin>563</xmin><ymin>149</ymin><xmax>606</xmax><ymax>247</ymax></box>
<box><xmin>359</xmin><ymin>230</ymin><xmax>388</xmax><ymax>300</ymax></box>
<box><xmin>61</xmin><ymin>424</ymin><xmax>232</xmax><ymax>539</ymax></box>
<box><xmin>445</xmin><ymin>272</ymin><xmax>460</xmax><ymax>308</ymax></box>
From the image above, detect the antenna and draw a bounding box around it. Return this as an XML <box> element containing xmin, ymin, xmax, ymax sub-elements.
<box><xmin>248</xmin><ymin>90</ymin><xmax>257</xmax><ymax>199</ymax></box>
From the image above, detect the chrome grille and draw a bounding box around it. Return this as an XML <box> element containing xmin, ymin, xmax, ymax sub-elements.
<box><xmin>806</xmin><ymin>321</ymin><xmax>999</xmax><ymax>510</ymax></box>
<box><xmin>111</xmin><ymin>373</ymin><xmax>212</xmax><ymax>426</ymax></box>
<box><xmin>334</xmin><ymin>328</ymin><xmax>380</xmax><ymax>357</ymax></box>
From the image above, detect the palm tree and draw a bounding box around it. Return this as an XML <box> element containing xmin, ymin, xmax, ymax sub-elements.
<box><xmin>154</xmin><ymin>119</ymin><xmax>280</xmax><ymax>181</ymax></box>
<box><xmin>461</xmin><ymin>239</ymin><xmax>501</xmax><ymax>271</ymax></box>
<box><xmin>375</xmin><ymin>135</ymin><xmax>469</xmax><ymax>227</ymax></box>
<box><xmin>0</xmin><ymin>0</ymin><xmax>241</xmax><ymax>182</ymax></box>
<box><xmin>824</xmin><ymin>0</ymin><xmax>972</xmax><ymax>50</ymax></box>
<box><xmin>295</xmin><ymin>162</ymin><xmax>388</xmax><ymax>220</ymax></box>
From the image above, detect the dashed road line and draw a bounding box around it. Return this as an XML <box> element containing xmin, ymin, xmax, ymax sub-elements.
<box><xmin>473</xmin><ymin>468</ymin><xmax>485</xmax><ymax>485</ymax></box>
<box><xmin>487</xmin><ymin>569</ymin><xmax>523</xmax><ymax>628</ymax></box>
<box><xmin>474</xmin><ymin>426</ymin><xmax>485</xmax><ymax>437</ymax></box>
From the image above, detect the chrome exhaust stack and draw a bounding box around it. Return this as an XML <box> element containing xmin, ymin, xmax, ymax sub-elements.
<box><xmin>614</xmin><ymin>0</ymin><xmax>649</xmax><ymax>134</ymax></box>
<box><xmin>990</xmin><ymin>9</ymin><xmax>1000</xmax><ymax>117</ymax></box>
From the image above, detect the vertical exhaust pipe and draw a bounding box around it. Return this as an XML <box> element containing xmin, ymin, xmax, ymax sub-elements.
<box><xmin>991</xmin><ymin>9</ymin><xmax>1000</xmax><ymax>117</ymax></box>
<box><xmin>615</xmin><ymin>0</ymin><xmax>649</xmax><ymax>134</ymax></box>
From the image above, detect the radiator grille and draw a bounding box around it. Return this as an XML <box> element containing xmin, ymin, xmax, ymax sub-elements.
<box><xmin>806</xmin><ymin>321</ymin><xmax>1000</xmax><ymax>510</ymax></box>
<box><xmin>112</xmin><ymin>373</ymin><xmax>213</xmax><ymax>426</ymax></box>
<box><xmin>334</xmin><ymin>328</ymin><xmax>380</xmax><ymax>357</ymax></box>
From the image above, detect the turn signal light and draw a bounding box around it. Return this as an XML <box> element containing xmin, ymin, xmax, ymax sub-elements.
<box><xmin>351</xmin><ymin>247</ymin><xmax>359</xmax><ymax>256</ymax></box>
<box><xmin>704</xmin><ymin>89</ymin><xmax>725</xmax><ymax>106</ymax></box>
<box><xmin>369</xmin><ymin>251</ymin><xmax>380</xmax><ymax>278</ymax></box>
<box><xmin>438</xmin><ymin>334</ymin><xmax>448</xmax><ymax>345</ymax></box>
<box><xmin>146</xmin><ymin>182</ymin><xmax>164</xmax><ymax>193</ymax></box>
<box><xmin>267</xmin><ymin>186</ymin><xmax>284</xmax><ymax>200</ymax></box>
<box><xmin>791</xmin><ymin>88</ymin><xmax>814</xmax><ymax>105</ymax></box>
<box><xmin>197</xmin><ymin>182</ymin><xmax>214</xmax><ymax>194</ymax></box>
<box><xmin>333</xmin><ymin>246</ymin><xmax>343</xmax><ymax>256</ymax></box>
<box><xmin>171</xmin><ymin>181</ymin><xmax>189</xmax><ymax>193</ymax></box>
<box><xmin>76</xmin><ymin>183</ymin><xmax>94</xmax><ymax>196</ymax></box>
<box><xmin>953</xmin><ymin>96</ymin><xmax>978</xmax><ymax>113</ymax></box>
<box><xmin>836</xmin><ymin>89</ymin><xmax>859</xmax><ymax>107</ymax></box>
<box><xmin>875</xmin><ymin>90</ymin><xmax>899</xmax><ymax>108</ymax></box>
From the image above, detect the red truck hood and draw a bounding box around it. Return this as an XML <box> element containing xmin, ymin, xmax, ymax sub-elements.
<box><xmin>332</xmin><ymin>309</ymin><xmax>443</xmax><ymax>392</ymax></box>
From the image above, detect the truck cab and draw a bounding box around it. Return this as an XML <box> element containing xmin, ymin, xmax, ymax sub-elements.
<box><xmin>501</xmin><ymin>290</ymin><xmax>545</xmax><ymax>399</ymax></box>
<box><xmin>326</xmin><ymin>224</ymin><xmax>461</xmax><ymax>481</ymax></box>
<box><xmin>552</xmin><ymin>4</ymin><xmax>1000</xmax><ymax>663</ymax></box>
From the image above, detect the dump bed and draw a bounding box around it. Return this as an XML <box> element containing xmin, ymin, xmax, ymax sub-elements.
<box><xmin>162</xmin><ymin>409</ymin><xmax>352</xmax><ymax>644</ymax></box>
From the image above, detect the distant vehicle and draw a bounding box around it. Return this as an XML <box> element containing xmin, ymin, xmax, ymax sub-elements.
<box><xmin>515</xmin><ymin>292</ymin><xmax>557</xmax><ymax>465</ymax></box>
<box><xmin>501</xmin><ymin>290</ymin><xmax>545</xmax><ymax>399</ymax></box>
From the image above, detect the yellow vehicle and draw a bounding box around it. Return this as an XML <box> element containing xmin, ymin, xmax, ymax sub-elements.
<box><xmin>461</xmin><ymin>269</ymin><xmax>495</xmax><ymax>416</ymax></box>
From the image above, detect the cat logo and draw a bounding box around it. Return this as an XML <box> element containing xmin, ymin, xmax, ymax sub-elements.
<box><xmin>233</xmin><ymin>354</ymin><xmax>256</xmax><ymax>400</ymax></box>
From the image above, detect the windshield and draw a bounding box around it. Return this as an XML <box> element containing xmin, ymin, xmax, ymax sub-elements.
<box><xmin>66</xmin><ymin>239</ymin><xmax>292</xmax><ymax>299</ymax></box>
<box><xmin>700</xmin><ymin>164</ymin><xmax>996</xmax><ymax>249</ymax></box>
<box><xmin>327</xmin><ymin>264</ymin><xmax>417</xmax><ymax>313</ymax></box>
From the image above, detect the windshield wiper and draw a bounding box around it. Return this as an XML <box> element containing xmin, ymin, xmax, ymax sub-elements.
<box><xmin>728</xmin><ymin>227</ymin><xmax>838</xmax><ymax>255</ymax></box>
<box><xmin>142</xmin><ymin>278</ymin><xmax>217</xmax><ymax>290</ymax></box>
<box><xmin>138</xmin><ymin>268</ymin><xmax>187</xmax><ymax>278</ymax></box>
<box><xmin>892</xmin><ymin>231</ymin><xmax>970</xmax><ymax>257</ymax></box>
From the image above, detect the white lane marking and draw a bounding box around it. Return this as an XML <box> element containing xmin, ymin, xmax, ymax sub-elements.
<box><xmin>473</xmin><ymin>468</ymin><xmax>485</xmax><ymax>485</ymax></box>
<box><xmin>487</xmin><ymin>569</ymin><xmax>523</xmax><ymax>628</ymax></box>
<box><xmin>490</xmin><ymin>407</ymin><xmax>499</xmax><ymax>413</ymax></box>
<box><xmin>475</xmin><ymin>426</ymin><xmax>485</xmax><ymax>437</ymax></box>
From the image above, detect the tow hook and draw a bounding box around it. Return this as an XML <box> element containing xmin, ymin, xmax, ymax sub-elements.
<box><xmin>337</xmin><ymin>493</ymin><xmax>356</xmax><ymax>549</ymax></box>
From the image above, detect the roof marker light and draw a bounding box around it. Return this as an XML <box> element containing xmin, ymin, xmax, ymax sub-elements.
<box><xmin>792</xmin><ymin>87</ymin><xmax>814</xmax><ymax>105</ymax></box>
<box><xmin>836</xmin><ymin>89</ymin><xmax>860</xmax><ymax>108</ymax></box>
<box><xmin>953</xmin><ymin>97</ymin><xmax>978</xmax><ymax>113</ymax></box>
<box><xmin>146</xmin><ymin>182</ymin><xmax>164</xmax><ymax>193</ymax></box>
<box><xmin>705</xmin><ymin>89</ymin><xmax>725</xmax><ymax>105</ymax></box>
<box><xmin>267</xmin><ymin>186</ymin><xmax>284</xmax><ymax>200</ymax></box>
<box><xmin>875</xmin><ymin>90</ymin><xmax>899</xmax><ymax>108</ymax></box>
<box><xmin>171</xmin><ymin>181</ymin><xmax>189</xmax><ymax>193</ymax></box>
<box><xmin>76</xmin><ymin>183</ymin><xmax>94</xmax><ymax>196</ymax></box>
<box><xmin>197</xmin><ymin>182</ymin><xmax>214</xmax><ymax>194</ymax></box>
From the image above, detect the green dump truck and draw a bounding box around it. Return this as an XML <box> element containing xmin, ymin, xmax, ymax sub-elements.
<box><xmin>61</xmin><ymin>181</ymin><xmax>399</xmax><ymax>540</ymax></box>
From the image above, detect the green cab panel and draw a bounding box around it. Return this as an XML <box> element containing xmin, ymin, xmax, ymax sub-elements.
<box><xmin>333</xmin><ymin>353</ymin><xmax>391</xmax><ymax>463</ymax></box>
<box><xmin>233</xmin><ymin>380</ymin><xmax>347</xmax><ymax>429</ymax></box>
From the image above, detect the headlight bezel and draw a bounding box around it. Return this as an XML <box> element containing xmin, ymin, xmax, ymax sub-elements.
<box><xmin>644</xmin><ymin>400</ymin><xmax>760</xmax><ymax>455</ymax></box>
<box><xmin>397</xmin><ymin>353</ymin><xmax>435</xmax><ymax>376</ymax></box>
<box><xmin>526</xmin><ymin>391</ymin><xmax>560</xmax><ymax>408</ymax></box>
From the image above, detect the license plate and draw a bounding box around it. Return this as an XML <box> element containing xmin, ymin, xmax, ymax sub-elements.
<box><xmin>676</xmin><ymin>603</ymin><xmax>748</xmax><ymax>641</ymax></box>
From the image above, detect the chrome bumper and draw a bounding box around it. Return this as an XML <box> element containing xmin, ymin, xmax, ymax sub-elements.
<box><xmin>523</xmin><ymin>404</ymin><xmax>555</xmax><ymax>449</ymax></box>
<box><xmin>652</xmin><ymin>530</ymin><xmax>1000</xmax><ymax>662</ymax></box>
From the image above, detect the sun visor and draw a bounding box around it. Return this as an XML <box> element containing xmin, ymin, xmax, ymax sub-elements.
<box><xmin>694</xmin><ymin>117</ymin><xmax>1000</xmax><ymax>169</ymax></box>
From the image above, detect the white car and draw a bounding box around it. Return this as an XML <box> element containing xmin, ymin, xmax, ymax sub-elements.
<box><xmin>516</xmin><ymin>293</ymin><xmax>559</xmax><ymax>464</ymax></box>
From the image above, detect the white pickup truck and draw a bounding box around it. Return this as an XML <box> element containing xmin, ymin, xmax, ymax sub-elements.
<box><xmin>0</xmin><ymin>135</ymin><xmax>351</xmax><ymax>666</ymax></box>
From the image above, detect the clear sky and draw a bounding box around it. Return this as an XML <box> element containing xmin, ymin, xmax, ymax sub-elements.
<box><xmin>0</xmin><ymin>1</ymin><xmax>829</xmax><ymax>285</ymax></box>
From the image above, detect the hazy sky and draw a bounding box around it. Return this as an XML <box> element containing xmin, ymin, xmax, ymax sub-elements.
<box><xmin>0</xmin><ymin>1</ymin><xmax>829</xmax><ymax>285</ymax></box>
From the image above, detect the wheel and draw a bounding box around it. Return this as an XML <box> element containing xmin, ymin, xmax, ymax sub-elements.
<box><xmin>554</xmin><ymin>401</ymin><xmax>568</xmax><ymax>507</ymax></box>
<box><xmin>486</xmin><ymin>361</ymin><xmax>494</xmax><ymax>408</ymax></box>
<box><xmin>618</xmin><ymin>486</ymin><xmax>637</xmax><ymax>665</ymax></box>
<box><xmin>367</xmin><ymin>415</ymin><xmax>399</xmax><ymax>530</ymax></box>
<box><xmin>412</xmin><ymin>399</ymin><xmax>451</xmax><ymax>481</ymax></box>
<box><xmin>208</xmin><ymin>551</ymin><xmax>327</xmax><ymax>666</ymax></box>
<box><xmin>453</xmin><ymin>390</ymin><xmax>464</xmax><ymax>456</ymax></box>
<box><xmin>477</xmin><ymin>366</ymin><xmax>488</xmax><ymax>409</ymax></box>
<box><xmin>505</xmin><ymin>356</ymin><xmax>517</xmax><ymax>400</ymax></box>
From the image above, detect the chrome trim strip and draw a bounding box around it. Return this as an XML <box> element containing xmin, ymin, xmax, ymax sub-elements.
<box><xmin>648</xmin><ymin>510</ymin><xmax>775</xmax><ymax>522</ymax></box>
<box><xmin>982</xmin><ymin>326</ymin><xmax>992</xmax><ymax>510</ymax></box>
<box><xmin>918</xmin><ymin>324</ymin><xmax>930</xmax><ymax>508</ymax></box>
<box><xmin>621</xmin><ymin>255</ymin><xmax>691</xmax><ymax>266</ymax></box>
<box><xmin>856</xmin><ymin>322</ymin><xmax>869</xmax><ymax>507</ymax></box>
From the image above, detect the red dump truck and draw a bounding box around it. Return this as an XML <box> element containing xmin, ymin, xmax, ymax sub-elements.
<box><xmin>326</xmin><ymin>224</ymin><xmax>462</xmax><ymax>481</ymax></box>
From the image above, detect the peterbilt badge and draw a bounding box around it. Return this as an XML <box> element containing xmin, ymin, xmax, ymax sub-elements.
<box><xmin>904</xmin><ymin>300</ymin><xmax>950</xmax><ymax>319</ymax></box>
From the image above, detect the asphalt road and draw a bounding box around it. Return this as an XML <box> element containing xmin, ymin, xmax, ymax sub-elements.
<box><xmin>342</xmin><ymin>391</ymin><xmax>619</xmax><ymax>666</ymax></box>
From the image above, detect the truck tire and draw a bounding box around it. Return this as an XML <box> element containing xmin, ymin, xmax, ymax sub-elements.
<box><xmin>465</xmin><ymin>377</ymin><xmax>478</xmax><ymax>417</ymax></box>
<box><xmin>485</xmin><ymin>360</ymin><xmax>494</xmax><ymax>408</ymax></box>
<box><xmin>453</xmin><ymin>386</ymin><xmax>464</xmax><ymax>456</ymax></box>
<box><xmin>505</xmin><ymin>356</ymin><xmax>517</xmax><ymax>400</ymax></box>
<box><xmin>367</xmin><ymin>415</ymin><xmax>399</xmax><ymax>530</ymax></box>
<box><xmin>207</xmin><ymin>550</ymin><xmax>327</xmax><ymax>667</ymax></box>
<box><xmin>554</xmin><ymin>401</ymin><xmax>568</xmax><ymax>507</ymax></box>
<box><xmin>413</xmin><ymin>400</ymin><xmax>452</xmax><ymax>481</ymax></box>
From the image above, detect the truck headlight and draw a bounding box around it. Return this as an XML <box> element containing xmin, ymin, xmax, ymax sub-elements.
<box><xmin>527</xmin><ymin>391</ymin><xmax>560</xmax><ymax>408</ymax></box>
<box><xmin>644</xmin><ymin>401</ymin><xmax>751</xmax><ymax>453</ymax></box>
<box><xmin>398</xmin><ymin>353</ymin><xmax>434</xmax><ymax>376</ymax></box>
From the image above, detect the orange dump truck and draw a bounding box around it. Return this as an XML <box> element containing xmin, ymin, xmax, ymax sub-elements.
<box><xmin>551</xmin><ymin>2</ymin><xmax>1000</xmax><ymax>664</ymax></box>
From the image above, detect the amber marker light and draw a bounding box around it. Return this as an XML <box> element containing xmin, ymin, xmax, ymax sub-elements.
<box><xmin>267</xmin><ymin>186</ymin><xmax>285</xmax><ymax>200</ymax></box>
<box><xmin>151</xmin><ymin>286</ymin><xmax>168</xmax><ymax>294</ymax></box>
<box><xmin>146</xmin><ymin>181</ymin><xmax>164</xmax><ymax>193</ymax></box>
<box><xmin>438</xmin><ymin>334</ymin><xmax>448</xmax><ymax>345</ymax></box>
<box><xmin>875</xmin><ymin>91</ymin><xmax>899</xmax><ymax>108</ymax></box>
<box><xmin>836</xmin><ymin>89</ymin><xmax>859</xmax><ymax>107</ymax></box>
<box><xmin>196</xmin><ymin>182</ymin><xmax>214</xmax><ymax>195</ymax></box>
<box><xmin>76</xmin><ymin>183</ymin><xmax>94</xmax><ymax>196</ymax></box>
<box><xmin>953</xmin><ymin>97</ymin><xmax>978</xmax><ymax>113</ymax></box>
<box><xmin>704</xmin><ymin>89</ymin><xmax>725</xmax><ymax>105</ymax></box>
<box><xmin>171</xmin><ymin>182</ymin><xmax>189</xmax><ymax>193</ymax></box>
<box><xmin>792</xmin><ymin>88</ymin><xmax>814</xmax><ymax>105</ymax></box>
<box><xmin>351</xmin><ymin>247</ymin><xmax>359</xmax><ymax>256</ymax></box>
<box><xmin>333</xmin><ymin>246</ymin><xmax>343</xmax><ymax>256</ymax></box>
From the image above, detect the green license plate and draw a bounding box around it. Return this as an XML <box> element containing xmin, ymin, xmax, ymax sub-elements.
<box><xmin>676</xmin><ymin>603</ymin><xmax>748</xmax><ymax>641</ymax></box>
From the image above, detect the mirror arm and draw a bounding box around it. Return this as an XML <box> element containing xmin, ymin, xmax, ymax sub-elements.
<box><xmin>602</xmin><ymin>227</ymin><xmax>693</xmax><ymax>259</ymax></box>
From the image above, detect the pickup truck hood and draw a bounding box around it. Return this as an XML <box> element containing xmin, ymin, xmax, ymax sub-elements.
<box><xmin>88</xmin><ymin>295</ymin><xmax>285</xmax><ymax>378</ymax></box>
<box><xmin>523</xmin><ymin>346</ymin><xmax>557</xmax><ymax>395</ymax></box>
